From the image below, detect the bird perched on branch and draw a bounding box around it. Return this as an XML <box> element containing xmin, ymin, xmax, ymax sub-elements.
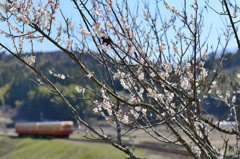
<box><xmin>101</xmin><ymin>36</ymin><xmax>113</xmax><ymax>46</ymax></box>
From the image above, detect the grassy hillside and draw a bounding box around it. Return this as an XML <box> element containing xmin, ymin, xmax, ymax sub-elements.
<box><xmin>0</xmin><ymin>136</ymin><xmax>174</xmax><ymax>159</ymax></box>
<box><xmin>0</xmin><ymin>52</ymin><xmax>102</xmax><ymax>123</ymax></box>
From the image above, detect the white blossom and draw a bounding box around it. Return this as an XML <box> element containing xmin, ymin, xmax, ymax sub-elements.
<box><xmin>60</xmin><ymin>74</ymin><xmax>65</xmax><ymax>80</ymax></box>
<box><xmin>57</xmin><ymin>36</ymin><xmax>62</xmax><ymax>41</ymax></box>
<box><xmin>133</xmin><ymin>112</ymin><xmax>139</xmax><ymax>119</ymax></box>
<box><xmin>142</xmin><ymin>108</ymin><xmax>147</xmax><ymax>115</ymax></box>
<box><xmin>200</xmin><ymin>68</ymin><xmax>208</xmax><ymax>79</ymax></box>
<box><xmin>120</xmin><ymin>79</ymin><xmax>129</xmax><ymax>89</ymax></box>
<box><xmin>86</xmin><ymin>72</ymin><xmax>94</xmax><ymax>78</ymax></box>
<box><xmin>106</xmin><ymin>108</ymin><xmax>112</xmax><ymax>116</ymax></box>
<box><xmin>138</xmin><ymin>72</ymin><xmax>144</xmax><ymax>80</ymax></box>
<box><xmin>93</xmin><ymin>107</ymin><xmax>98</xmax><ymax>113</ymax></box>
<box><xmin>226</xmin><ymin>91</ymin><xmax>230</xmax><ymax>99</ymax></box>
<box><xmin>99</xmin><ymin>44</ymin><xmax>111</xmax><ymax>51</ymax></box>
<box><xmin>167</xmin><ymin>92</ymin><xmax>174</xmax><ymax>102</ymax></box>
<box><xmin>144</xmin><ymin>12</ymin><xmax>150</xmax><ymax>21</ymax></box>
<box><xmin>80</xmin><ymin>27</ymin><xmax>92</xmax><ymax>36</ymax></box>
<box><xmin>76</xmin><ymin>86</ymin><xmax>85</xmax><ymax>94</ymax></box>
<box><xmin>69</xmin><ymin>22</ymin><xmax>75</xmax><ymax>30</ymax></box>
<box><xmin>122</xmin><ymin>115</ymin><xmax>129</xmax><ymax>124</ymax></box>
<box><xmin>181</xmin><ymin>77</ymin><xmax>190</xmax><ymax>90</ymax></box>
<box><xmin>156</xmin><ymin>93</ymin><xmax>164</xmax><ymax>100</ymax></box>
<box><xmin>53</xmin><ymin>73</ymin><xmax>66</xmax><ymax>79</ymax></box>
<box><xmin>49</xmin><ymin>70</ymin><xmax>53</xmax><ymax>74</ymax></box>
<box><xmin>150</xmin><ymin>71</ymin><xmax>156</xmax><ymax>77</ymax></box>
<box><xmin>65</xmin><ymin>38</ymin><xmax>72</xmax><ymax>49</ymax></box>
<box><xmin>232</xmin><ymin>95</ymin><xmax>236</xmax><ymax>103</ymax></box>
<box><xmin>159</xmin><ymin>43</ymin><xmax>166</xmax><ymax>51</ymax></box>
<box><xmin>135</xmin><ymin>106</ymin><xmax>141</xmax><ymax>111</ymax></box>
<box><xmin>211</xmin><ymin>81</ymin><xmax>217</xmax><ymax>88</ymax></box>
<box><xmin>237</xmin><ymin>73</ymin><xmax>240</xmax><ymax>79</ymax></box>
<box><xmin>185</xmin><ymin>62</ymin><xmax>191</xmax><ymax>70</ymax></box>
<box><xmin>24</xmin><ymin>55</ymin><xmax>36</xmax><ymax>65</ymax></box>
<box><xmin>130</xmin><ymin>110</ymin><xmax>135</xmax><ymax>115</ymax></box>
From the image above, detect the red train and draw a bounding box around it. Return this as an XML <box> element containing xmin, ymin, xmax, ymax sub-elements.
<box><xmin>15</xmin><ymin>121</ymin><xmax>74</xmax><ymax>138</ymax></box>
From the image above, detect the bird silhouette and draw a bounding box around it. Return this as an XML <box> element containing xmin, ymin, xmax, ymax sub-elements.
<box><xmin>101</xmin><ymin>36</ymin><xmax>113</xmax><ymax>46</ymax></box>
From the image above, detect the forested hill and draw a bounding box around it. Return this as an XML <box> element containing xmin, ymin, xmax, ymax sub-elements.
<box><xmin>0</xmin><ymin>50</ymin><xmax>240</xmax><ymax>124</ymax></box>
<box><xmin>0</xmin><ymin>51</ymin><xmax>102</xmax><ymax>123</ymax></box>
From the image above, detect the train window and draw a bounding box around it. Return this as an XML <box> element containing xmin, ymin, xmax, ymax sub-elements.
<box><xmin>38</xmin><ymin>126</ymin><xmax>60</xmax><ymax>130</ymax></box>
<box><xmin>63</xmin><ymin>125</ymin><xmax>72</xmax><ymax>130</ymax></box>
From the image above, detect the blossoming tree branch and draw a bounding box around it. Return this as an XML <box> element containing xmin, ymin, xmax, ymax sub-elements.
<box><xmin>0</xmin><ymin>0</ymin><xmax>240</xmax><ymax>158</ymax></box>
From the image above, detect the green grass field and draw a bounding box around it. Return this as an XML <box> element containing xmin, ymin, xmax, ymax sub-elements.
<box><xmin>0</xmin><ymin>126</ymin><xmax>237</xmax><ymax>159</ymax></box>
<box><xmin>0</xmin><ymin>136</ymin><xmax>175</xmax><ymax>159</ymax></box>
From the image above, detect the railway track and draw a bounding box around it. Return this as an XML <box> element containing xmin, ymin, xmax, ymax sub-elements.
<box><xmin>66</xmin><ymin>138</ymin><xmax>239</xmax><ymax>159</ymax></box>
<box><xmin>69</xmin><ymin>138</ymin><xmax>193</xmax><ymax>159</ymax></box>
<box><xmin>67</xmin><ymin>138</ymin><xmax>192</xmax><ymax>158</ymax></box>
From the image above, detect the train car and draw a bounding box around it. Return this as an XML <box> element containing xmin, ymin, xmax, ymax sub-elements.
<box><xmin>15</xmin><ymin>121</ymin><xmax>74</xmax><ymax>138</ymax></box>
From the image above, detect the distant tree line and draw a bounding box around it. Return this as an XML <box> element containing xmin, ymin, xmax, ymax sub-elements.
<box><xmin>0</xmin><ymin>52</ymin><xmax>102</xmax><ymax>122</ymax></box>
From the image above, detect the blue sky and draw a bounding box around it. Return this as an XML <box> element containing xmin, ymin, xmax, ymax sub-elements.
<box><xmin>0</xmin><ymin>0</ymin><xmax>238</xmax><ymax>54</ymax></box>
